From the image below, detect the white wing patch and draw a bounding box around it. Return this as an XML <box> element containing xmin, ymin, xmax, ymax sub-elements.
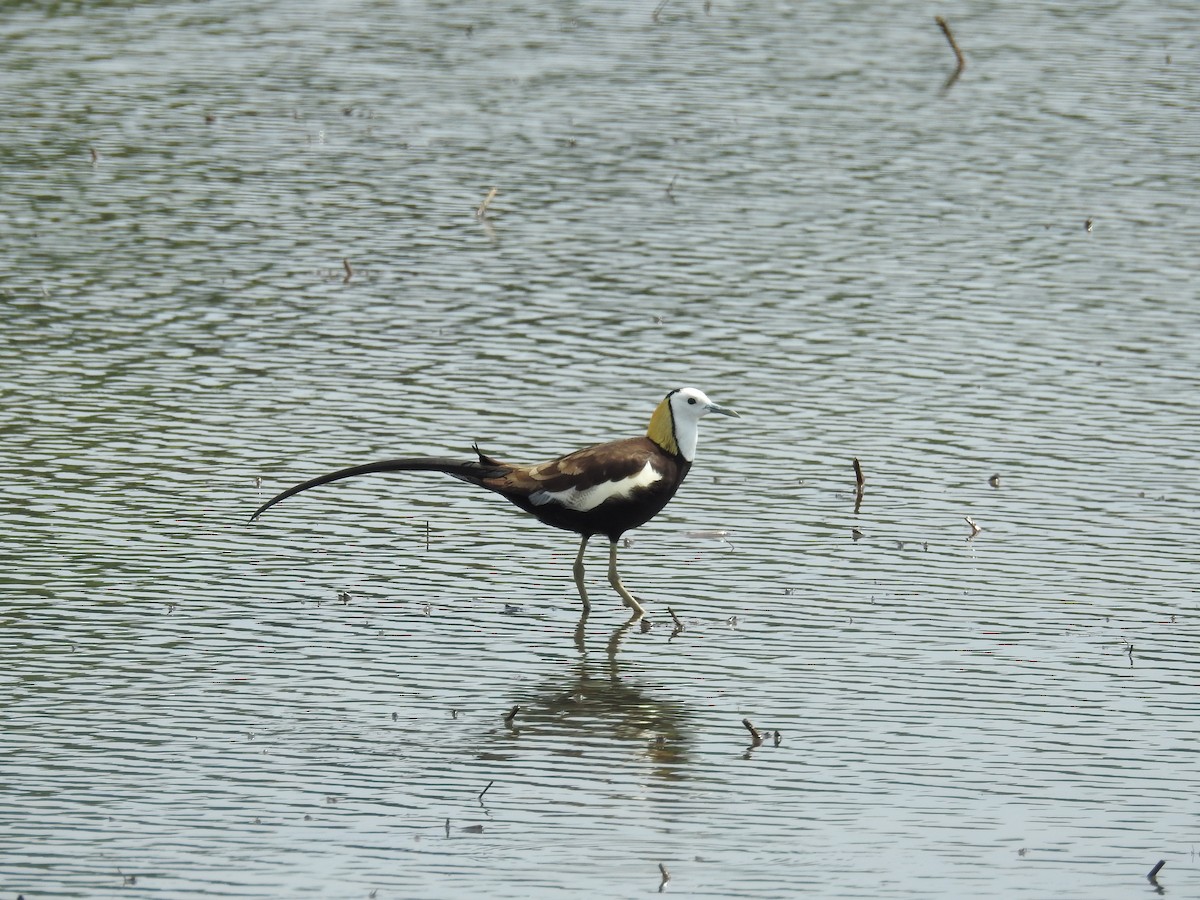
<box><xmin>529</xmin><ymin>460</ymin><xmax>663</xmax><ymax>512</ymax></box>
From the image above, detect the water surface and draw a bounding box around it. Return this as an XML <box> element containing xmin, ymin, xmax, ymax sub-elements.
<box><xmin>2</xmin><ymin>1</ymin><xmax>1198</xmax><ymax>897</ymax></box>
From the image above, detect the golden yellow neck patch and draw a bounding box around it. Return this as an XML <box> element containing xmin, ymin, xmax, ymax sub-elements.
<box><xmin>646</xmin><ymin>394</ymin><xmax>679</xmax><ymax>456</ymax></box>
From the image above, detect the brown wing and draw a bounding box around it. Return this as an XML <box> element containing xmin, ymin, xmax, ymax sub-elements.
<box><xmin>489</xmin><ymin>437</ymin><xmax>661</xmax><ymax>495</ymax></box>
<box><xmin>475</xmin><ymin>436</ymin><xmax>689</xmax><ymax>540</ymax></box>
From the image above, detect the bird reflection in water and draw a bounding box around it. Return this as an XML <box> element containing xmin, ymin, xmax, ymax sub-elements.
<box><xmin>480</xmin><ymin>609</ymin><xmax>692</xmax><ymax>781</ymax></box>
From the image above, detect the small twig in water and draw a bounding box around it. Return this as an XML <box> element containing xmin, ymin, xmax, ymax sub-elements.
<box><xmin>503</xmin><ymin>705</ymin><xmax>520</xmax><ymax>724</ymax></box>
<box><xmin>667</xmin><ymin>606</ymin><xmax>684</xmax><ymax>631</ymax></box>
<box><xmin>1148</xmin><ymin>860</ymin><xmax>1166</xmax><ymax>881</ymax></box>
<box><xmin>475</xmin><ymin>186</ymin><xmax>498</xmax><ymax>219</ymax></box>
<box><xmin>742</xmin><ymin>718</ymin><xmax>762</xmax><ymax>743</ymax></box>
<box><xmin>852</xmin><ymin>457</ymin><xmax>865</xmax><ymax>491</ymax></box>
<box><xmin>479</xmin><ymin>780</ymin><xmax>494</xmax><ymax>800</ymax></box>
<box><xmin>936</xmin><ymin>16</ymin><xmax>967</xmax><ymax>86</ymax></box>
<box><xmin>425</xmin><ymin>520</ymin><xmax>431</xmax><ymax>552</ymax></box>
<box><xmin>652</xmin><ymin>0</ymin><xmax>671</xmax><ymax>21</ymax></box>
<box><xmin>658</xmin><ymin>862</ymin><xmax>671</xmax><ymax>892</ymax></box>
<box><xmin>342</xmin><ymin>258</ymin><xmax>354</xmax><ymax>282</ymax></box>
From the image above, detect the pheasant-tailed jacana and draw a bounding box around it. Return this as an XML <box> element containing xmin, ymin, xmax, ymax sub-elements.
<box><xmin>250</xmin><ymin>387</ymin><xmax>739</xmax><ymax>617</ymax></box>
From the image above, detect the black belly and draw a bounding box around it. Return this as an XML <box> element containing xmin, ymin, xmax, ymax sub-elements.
<box><xmin>502</xmin><ymin>471</ymin><xmax>687</xmax><ymax>541</ymax></box>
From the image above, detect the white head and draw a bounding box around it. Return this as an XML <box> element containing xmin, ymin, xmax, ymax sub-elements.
<box><xmin>647</xmin><ymin>387</ymin><xmax>740</xmax><ymax>461</ymax></box>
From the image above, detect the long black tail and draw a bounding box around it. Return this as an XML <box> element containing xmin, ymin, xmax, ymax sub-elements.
<box><xmin>249</xmin><ymin>456</ymin><xmax>509</xmax><ymax>522</ymax></box>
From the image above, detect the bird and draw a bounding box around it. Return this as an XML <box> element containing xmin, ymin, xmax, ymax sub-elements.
<box><xmin>250</xmin><ymin>387</ymin><xmax>739</xmax><ymax>618</ymax></box>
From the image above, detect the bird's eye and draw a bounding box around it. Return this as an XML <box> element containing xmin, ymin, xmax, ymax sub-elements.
<box><xmin>687</xmin><ymin>397</ymin><xmax>697</xmax><ymax>405</ymax></box>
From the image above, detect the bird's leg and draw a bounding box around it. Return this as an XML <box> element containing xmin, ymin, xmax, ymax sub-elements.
<box><xmin>607</xmin><ymin>539</ymin><xmax>646</xmax><ymax>619</ymax></box>
<box><xmin>573</xmin><ymin>535</ymin><xmax>591</xmax><ymax>612</ymax></box>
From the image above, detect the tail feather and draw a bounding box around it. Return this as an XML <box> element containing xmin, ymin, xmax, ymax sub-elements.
<box><xmin>472</xmin><ymin>441</ymin><xmax>507</xmax><ymax>468</ymax></box>
<box><xmin>249</xmin><ymin>456</ymin><xmax>510</xmax><ymax>522</ymax></box>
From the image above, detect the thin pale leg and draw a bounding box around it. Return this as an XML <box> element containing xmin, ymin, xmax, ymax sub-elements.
<box><xmin>607</xmin><ymin>539</ymin><xmax>646</xmax><ymax>618</ymax></box>
<box><xmin>573</xmin><ymin>535</ymin><xmax>591</xmax><ymax>612</ymax></box>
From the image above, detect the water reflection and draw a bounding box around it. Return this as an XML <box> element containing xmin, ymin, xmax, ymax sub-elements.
<box><xmin>479</xmin><ymin>611</ymin><xmax>692</xmax><ymax>782</ymax></box>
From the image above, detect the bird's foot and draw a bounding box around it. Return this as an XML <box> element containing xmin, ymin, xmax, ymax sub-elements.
<box><xmin>624</xmin><ymin>609</ymin><xmax>648</xmax><ymax>629</ymax></box>
<box><xmin>619</xmin><ymin>596</ymin><xmax>648</xmax><ymax>624</ymax></box>
<box><xmin>619</xmin><ymin>593</ymin><xmax>646</xmax><ymax>615</ymax></box>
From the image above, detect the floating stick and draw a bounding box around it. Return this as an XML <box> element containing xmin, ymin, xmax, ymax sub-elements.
<box><xmin>475</xmin><ymin>186</ymin><xmax>498</xmax><ymax>219</ymax></box>
<box><xmin>1147</xmin><ymin>860</ymin><xmax>1165</xmax><ymax>880</ymax></box>
<box><xmin>667</xmin><ymin>606</ymin><xmax>684</xmax><ymax>631</ymax></box>
<box><xmin>741</xmin><ymin>718</ymin><xmax>762</xmax><ymax>743</ymax></box>
<box><xmin>342</xmin><ymin>258</ymin><xmax>354</xmax><ymax>282</ymax></box>
<box><xmin>852</xmin><ymin>457</ymin><xmax>865</xmax><ymax>490</ymax></box>
<box><xmin>479</xmin><ymin>780</ymin><xmax>494</xmax><ymax>800</ymax></box>
<box><xmin>936</xmin><ymin>16</ymin><xmax>966</xmax><ymax>72</ymax></box>
<box><xmin>935</xmin><ymin>16</ymin><xmax>966</xmax><ymax>88</ymax></box>
<box><xmin>503</xmin><ymin>705</ymin><xmax>520</xmax><ymax>724</ymax></box>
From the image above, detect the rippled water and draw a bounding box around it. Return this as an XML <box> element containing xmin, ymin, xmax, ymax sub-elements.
<box><xmin>3</xmin><ymin>1</ymin><xmax>1198</xmax><ymax>897</ymax></box>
